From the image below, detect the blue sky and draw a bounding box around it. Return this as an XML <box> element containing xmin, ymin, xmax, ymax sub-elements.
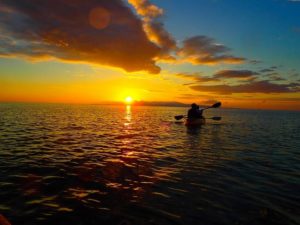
<box><xmin>154</xmin><ymin>0</ymin><xmax>300</xmax><ymax>71</ymax></box>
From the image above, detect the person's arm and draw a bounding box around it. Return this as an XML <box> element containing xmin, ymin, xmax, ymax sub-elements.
<box><xmin>196</xmin><ymin>109</ymin><xmax>204</xmax><ymax>118</ymax></box>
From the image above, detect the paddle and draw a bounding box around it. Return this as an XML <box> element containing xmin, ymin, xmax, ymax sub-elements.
<box><xmin>209</xmin><ymin>116</ymin><xmax>222</xmax><ymax>121</ymax></box>
<box><xmin>174</xmin><ymin>102</ymin><xmax>222</xmax><ymax>120</ymax></box>
<box><xmin>174</xmin><ymin>115</ymin><xmax>185</xmax><ymax>120</ymax></box>
<box><xmin>203</xmin><ymin>102</ymin><xmax>221</xmax><ymax>110</ymax></box>
<box><xmin>175</xmin><ymin>116</ymin><xmax>222</xmax><ymax>121</ymax></box>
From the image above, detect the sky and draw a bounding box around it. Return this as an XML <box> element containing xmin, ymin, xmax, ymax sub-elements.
<box><xmin>0</xmin><ymin>0</ymin><xmax>300</xmax><ymax>110</ymax></box>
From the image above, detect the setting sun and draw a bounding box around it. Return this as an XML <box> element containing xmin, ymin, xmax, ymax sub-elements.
<box><xmin>125</xmin><ymin>96</ymin><xmax>133</xmax><ymax>104</ymax></box>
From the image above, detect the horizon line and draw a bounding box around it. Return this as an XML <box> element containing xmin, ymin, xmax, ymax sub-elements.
<box><xmin>0</xmin><ymin>100</ymin><xmax>299</xmax><ymax>112</ymax></box>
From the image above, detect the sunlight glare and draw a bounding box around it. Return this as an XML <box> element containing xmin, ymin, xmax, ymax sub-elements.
<box><xmin>125</xmin><ymin>96</ymin><xmax>133</xmax><ymax>104</ymax></box>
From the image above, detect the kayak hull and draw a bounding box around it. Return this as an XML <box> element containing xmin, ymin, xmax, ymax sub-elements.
<box><xmin>185</xmin><ymin>118</ymin><xmax>206</xmax><ymax>126</ymax></box>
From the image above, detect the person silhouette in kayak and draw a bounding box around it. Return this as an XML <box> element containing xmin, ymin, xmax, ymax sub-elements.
<box><xmin>188</xmin><ymin>103</ymin><xmax>203</xmax><ymax>119</ymax></box>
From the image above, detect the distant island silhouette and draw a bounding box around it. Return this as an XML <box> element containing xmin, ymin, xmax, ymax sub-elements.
<box><xmin>95</xmin><ymin>101</ymin><xmax>191</xmax><ymax>107</ymax></box>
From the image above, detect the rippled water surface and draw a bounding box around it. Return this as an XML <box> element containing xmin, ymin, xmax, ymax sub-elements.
<box><xmin>0</xmin><ymin>103</ymin><xmax>299</xmax><ymax>225</ymax></box>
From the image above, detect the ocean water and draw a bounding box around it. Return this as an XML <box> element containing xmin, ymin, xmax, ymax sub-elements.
<box><xmin>0</xmin><ymin>103</ymin><xmax>299</xmax><ymax>225</ymax></box>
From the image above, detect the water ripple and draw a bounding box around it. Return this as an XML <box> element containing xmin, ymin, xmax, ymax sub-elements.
<box><xmin>0</xmin><ymin>104</ymin><xmax>299</xmax><ymax>225</ymax></box>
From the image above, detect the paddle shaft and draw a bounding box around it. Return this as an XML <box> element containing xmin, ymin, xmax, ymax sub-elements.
<box><xmin>174</xmin><ymin>102</ymin><xmax>221</xmax><ymax>120</ymax></box>
<box><xmin>176</xmin><ymin>115</ymin><xmax>221</xmax><ymax>120</ymax></box>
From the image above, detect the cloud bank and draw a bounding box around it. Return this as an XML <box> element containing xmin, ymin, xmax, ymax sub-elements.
<box><xmin>190</xmin><ymin>80</ymin><xmax>300</xmax><ymax>94</ymax></box>
<box><xmin>0</xmin><ymin>0</ymin><xmax>246</xmax><ymax>73</ymax></box>
<box><xmin>178</xmin><ymin>69</ymin><xmax>300</xmax><ymax>94</ymax></box>
<box><xmin>0</xmin><ymin>0</ymin><xmax>161</xmax><ymax>73</ymax></box>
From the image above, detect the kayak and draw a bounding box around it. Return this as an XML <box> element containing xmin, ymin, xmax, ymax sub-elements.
<box><xmin>185</xmin><ymin>118</ymin><xmax>206</xmax><ymax>126</ymax></box>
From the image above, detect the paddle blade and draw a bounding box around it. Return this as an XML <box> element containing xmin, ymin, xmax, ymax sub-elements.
<box><xmin>211</xmin><ymin>116</ymin><xmax>222</xmax><ymax>120</ymax></box>
<box><xmin>175</xmin><ymin>115</ymin><xmax>184</xmax><ymax>120</ymax></box>
<box><xmin>212</xmin><ymin>102</ymin><xmax>221</xmax><ymax>108</ymax></box>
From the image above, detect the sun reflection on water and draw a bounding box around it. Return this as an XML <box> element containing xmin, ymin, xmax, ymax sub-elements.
<box><xmin>124</xmin><ymin>105</ymin><xmax>131</xmax><ymax>126</ymax></box>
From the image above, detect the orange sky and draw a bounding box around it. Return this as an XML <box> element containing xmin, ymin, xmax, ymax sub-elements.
<box><xmin>0</xmin><ymin>0</ymin><xmax>299</xmax><ymax>110</ymax></box>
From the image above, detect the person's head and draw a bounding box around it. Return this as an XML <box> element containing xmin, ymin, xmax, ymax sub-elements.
<box><xmin>191</xmin><ymin>103</ymin><xmax>198</xmax><ymax>109</ymax></box>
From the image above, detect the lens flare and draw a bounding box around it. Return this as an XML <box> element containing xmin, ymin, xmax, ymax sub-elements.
<box><xmin>89</xmin><ymin>7</ymin><xmax>111</xmax><ymax>30</ymax></box>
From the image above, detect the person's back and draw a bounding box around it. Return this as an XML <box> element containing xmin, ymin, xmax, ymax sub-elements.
<box><xmin>188</xmin><ymin>103</ymin><xmax>201</xmax><ymax>119</ymax></box>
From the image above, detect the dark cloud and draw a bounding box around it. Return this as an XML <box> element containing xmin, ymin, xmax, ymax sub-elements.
<box><xmin>292</xmin><ymin>27</ymin><xmax>300</xmax><ymax>33</ymax></box>
<box><xmin>182</xmin><ymin>82</ymin><xmax>197</xmax><ymax>86</ymax></box>
<box><xmin>176</xmin><ymin>72</ymin><xmax>219</xmax><ymax>82</ymax></box>
<box><xmin>260</xmin><ymin>66</ymin><xmax>278</xmax><ymax>74</ymax></box>
<box><xmin>291</xmin><ymin>73</ymin><xmax>300</xmax><ymax>78</ymax></box>
<box><xmin>260</xmin><ymin>68</ymin><xmax>275</xmax><ymax>73</ymax></box>
<box><xmin>266</xmin><ymin>97</ymin><xmax>300</xmax><ymax>101</ymax></box>
<box><xmin>0</xmin><ymin>0</ymin><xmax>161</xmax><ymax>73</ymax></box>
<box><xmin>266</xmin><ymin>73</ymin><xmax>286</xmax><ymax>81</ymax></box>
<box><xmin>261</xmin><ymin>69</ymin><xmax>291</xmax><ymax>82</ymax></box>
<box><xmin>214</xmin><ymin>70</ymin><xmax>258</xmax><ymax>79</ymax></box>
<box><xmin>178</xmin><ymin>36</ymin><xmax>245</xmax><ymax>65</ymax></box>
<box><xmin>190</xmin><ymin>80</ymin><xmax>300</xmax><ymax>94</ymax></box>
<box><xmin>177</xmin><ymin>93</ymin><xmax>214</xmax><ymax>100</ymax></box>
<box><xmin>176</xmin><ymin>70</ymin><xmax>260</xmax><ymax>87</ymax></box>
<box><xmin>178</xmin><ymin>93</ymin><xmax>210</xmax><ymax>98</ymax></box>
<box><xmin>249</xmin><ymin>59</ymin><xmax>262</xmax><ymax>65</ymax></box>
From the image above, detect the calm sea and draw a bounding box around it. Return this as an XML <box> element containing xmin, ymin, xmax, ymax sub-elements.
<box><xmin>0</xmin><ymin>103</ymin><xmax>299</xmax><ymax>225</ymax></box>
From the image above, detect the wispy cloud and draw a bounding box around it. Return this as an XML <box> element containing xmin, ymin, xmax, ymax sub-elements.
<box><xmin>249</xmin><ymin>59</ymin><xmax>262</xmax><ymax>65</ymax></box>
<box><xmin>292</xmin><ymin>26</ymin><xmax>300</xmax><ymax>33</ymax></box>
<box><xmin>260</xmin><ymin>68</ymin><xmax>276</xmax><ymax>73</ymax></box>
<box><xmin>177</xmin><ymin>36</ymin><xmax>245</xmax><ymax>65</ymax></box>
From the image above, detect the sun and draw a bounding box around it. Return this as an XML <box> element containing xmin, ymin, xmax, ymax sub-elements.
<box><xmin>125</xmin><ymin>96</ymin><xmax>133</xmax><ymax>104</ymax></box>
